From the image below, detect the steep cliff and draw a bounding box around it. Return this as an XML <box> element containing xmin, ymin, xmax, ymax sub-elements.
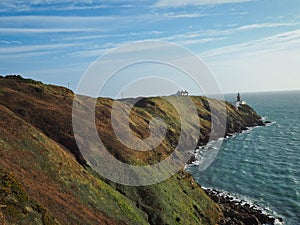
<box><xmin>0</xmin><ymin>75</ymin><xmax>263</xmax><ymax>225</ymax></box>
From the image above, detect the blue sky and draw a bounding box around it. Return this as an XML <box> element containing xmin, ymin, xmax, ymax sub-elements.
<box><xmin>1</xmin><ymin>0</ymin><xmax>300</xmax><ymax>97</ymax></box>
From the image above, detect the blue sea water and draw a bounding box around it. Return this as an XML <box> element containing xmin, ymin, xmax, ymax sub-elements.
<box><xmin>187</xmin><ymin>91</ymin><xmax>300</xmax><ymax>225</ymax></box>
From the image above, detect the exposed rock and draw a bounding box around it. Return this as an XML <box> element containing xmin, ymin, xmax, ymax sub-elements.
<box><xmin>242</xmin><ymin>216</ymin><xmax>261</xmax><ymax>225</ymax></box>
<box><xmin>204</xmin><ymin>189</ymin><xmax>279</xmax><ymax>225</ymax></box>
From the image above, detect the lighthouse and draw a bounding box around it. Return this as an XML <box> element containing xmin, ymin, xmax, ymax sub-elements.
<box><xmin>235</xmin><ymin>92</ymin><xmax>242</xmax><ymax>109</ymax></box>
<box><xmin>237</xmin><ymin>92</ymin><xmax>241</xmax><ymax>102</ymax></box>
<box><xmin>235</xmin><ymin>92</ymin><xmax>246</xmax><ymax>109</ymax></box>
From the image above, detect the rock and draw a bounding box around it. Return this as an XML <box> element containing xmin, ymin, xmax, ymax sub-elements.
<box><xmin>186</xmin><ymin>155</ymin><xmax>196</xmax><ymax>164</ymax></box>
<box><xmin>244</xmin><ymin>203</ymin><xmax>250</xmax><ymax>208</ymax></box>
<box><xmin>23</xmin><ymin>206</ymin><xmax>33</xmax><ymax>214</ymax></box>
<box><xmin>242</xmin><ymin>216</ymin><xmax>261</xmax><ymax>225</ymax></box>
<box><xmin>205</xmin><ymin>188</ymin><xmax>277</xmax><ymax>225</ymax></box>
<box><xmin>257</xmin><ymin>120</ymin><xmax>265</xmax><ymax>126</ymax></box>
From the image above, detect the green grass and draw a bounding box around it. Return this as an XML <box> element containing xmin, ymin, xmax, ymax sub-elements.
<box><xmin>0</xmin><ymin>77</ymin><xmax>263</xmax><ymax>225</ymax></box>
<box><xmin>0</xmin><ymin>169</ymin><xmax>60</xmax><ymax>225</ymax></box>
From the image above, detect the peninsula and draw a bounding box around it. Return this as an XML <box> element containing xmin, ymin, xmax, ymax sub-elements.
<box><xmin>0</xmin><ymin>75</ymin><xmax>273</xmax><ymax>225</ymax></box>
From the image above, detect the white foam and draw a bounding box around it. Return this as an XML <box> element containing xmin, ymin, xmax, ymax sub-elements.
<box><xmin>201</xmin><ymin>187</ymin><xmax>284</xmax><ymax>225</ymax></box>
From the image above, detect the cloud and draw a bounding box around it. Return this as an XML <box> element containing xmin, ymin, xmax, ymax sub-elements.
<box><xmin>0</xmin><ymin>15</ymin><xmax>119</xmax><ymax>24</ymax></box>
<box><xmin>196</xmin><ymin>29</ymin><xmax>300</xmax><ymax>93</ymax></box>
<box><xmin>159</xmin><ymin>32</ymin><xmax>227</xmax><ymax>45</ymax></box>
<box><xmin>0</xmin><ymin>16</ymin><xmax>119</xmax><ymax>35</ymax></box>
<box><xmin>163</xmin><ymin>12</ymin><xmax>205</xmax><ymax>18</ymax></box>
<box><xmin>0</xmin><ymin>15</ymin><xmax>153</xmax><ymax>35</ymax></box>
<box><xmin>154</xmin><ymin>0</ymin><xmax>252</xmax><ymax>8</ymax></box>
<box><xmin>0</xmin><ymin>0</ymin><xmax>143</xmax><ymax>12</ymax></box>
<box><xmin>0</xmin><ymin>43</ymin><xmax>79</xmax><ymax>54</ymax></box>
<box><xmin>63</xmin><ymin>30</ymin><xmax>163</xmax><ymax>42</ymax></box>
<box><xmin>0</xmin><ymin>40</ymin><xmax>22</xmax><ymax>45</ymax></box>
<box><xmin>0</xmin><ymin>28</ymin><xmax>96</xmax><ymax>34</ymax></box>
<box><xmin>201</xmin><ymin>29</ymin><xmax>300</xmax><ymax>62</ymax></box>
<box><xmin>147</xmin><ymin>22</ymin><xmax>299</xmax><ymax>47</ymax></box>
<box><xmin>235</xmin><ymin>22</ymin><xmax>300</xmax><ymax>31</ymax></box>
<box><xmin>177</xmin><ymin>37</ymin><xmax>227</xmax><ymax>46</ymax></box>
<box><xmin>176</xmin><ymin>22</ymin><xmax>300</xmax><ymax>40</ymax></box>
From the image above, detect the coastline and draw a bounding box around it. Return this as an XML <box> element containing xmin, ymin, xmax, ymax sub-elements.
<box><xmin>186</xmin><ymin>121</ymin><xmax>283</xmax><ymax>225</ymax></box>
<box><xmin>203</xmin><ymin>188</ymin><xmax>283</xmax><ymax>225</ymax></box>
<box><xmin>1</xmin><ymin>76</ymin><xmax>283</xmax><ymax>224</ymax></box>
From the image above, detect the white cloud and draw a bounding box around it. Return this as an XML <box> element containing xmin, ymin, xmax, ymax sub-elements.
<box><xmin>0</xmin><ymin>40</ymin><xmax>22</xmax><ymax>45</ymax></box>
<box><xmin>63</xmin><ymin>30</ymin><xmax>163</xmax><ymax>42</ymax></box>
<box><xmin>180</xmin><ymin>37</ymin><xmax>227</xmax><ymax>45</ymax></box>
<box><xmin>70</xmin><ymin>48</ymin><xmax>110</xmax><ymax>58</ymax></box>
<box><xmin>0</xmin><ymin>15</ymin><xmax>119</xmax><ymax>24</ymax></box>
<box><xmin>0</xmin><ymin>28</ymin><xmax>96</xmax><ymax>33</ymax></box>
<box><xmin>163</xmin><ymin>12</ymin><xmax>205</xmax><ymax>18</ymax></box>
<box><xmin>165</xmin><ymin>36</ymin><xmax>226</xmax><ymax>46</ymax></box>
<box><xmin>235</xmin><ymin>22</ymin><xmax>300</xmax><ymax>31</ymax></box>
<box><xmin>0</xmin><ymin>15</ymin><xmax>151</xmax><ymax>35</ymax></box>
<box><xmin>0</xmin><ymin>0</ymin><xmax>138</xmax><ymax>12</ymax></box>
<box><xmin>154</xmin><ymin>0</ymin><xmax>252</xmax><ymax>8</ymax></box>
<box><xmin>0</xmin><ymin>43</ymin><xmax>79</xmax><ymax>54</ymax></box>
<box><xmin>146</xmin><ymin>22</ymin><xmax>299</xmax><ymax>47</ymax></box>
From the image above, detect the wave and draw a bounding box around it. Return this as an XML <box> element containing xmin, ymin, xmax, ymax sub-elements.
<box><xmin>201</xmin><ymin>187</ymin><xmax>284</xmax><ymax>225</ymax></box>
<box><xmin>185</xmin><ymin>136</ymin><xmax>226</xmax><ymax>170</ymax></box>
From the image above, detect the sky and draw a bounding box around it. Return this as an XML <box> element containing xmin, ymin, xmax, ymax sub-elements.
<box><xmin>1</xmin><ymin>0</ymin><xmax>300</xmax><ymax>97</ymax></box>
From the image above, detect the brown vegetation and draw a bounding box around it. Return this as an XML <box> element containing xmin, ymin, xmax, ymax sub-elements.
<box><xmin>0</xmin><ymin>75</ymin><xmax>263</xmax><ymax>224</ymax></box>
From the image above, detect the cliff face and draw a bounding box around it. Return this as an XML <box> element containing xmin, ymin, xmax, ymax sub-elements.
<box><xmin>0</xmin><ymin>76</ymin><xmax>263</xmax><ymax>225</ymax></box>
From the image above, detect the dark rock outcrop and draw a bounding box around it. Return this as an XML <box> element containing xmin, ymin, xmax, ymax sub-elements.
<box><xmin>204</xmin><ymin>189</ymin><xmax>280</xmax><ymax>225</ymax></box>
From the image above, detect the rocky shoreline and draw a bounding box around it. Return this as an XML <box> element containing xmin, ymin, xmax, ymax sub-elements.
<box><xmin>186</xmin><ymin>118</ymin><xmax>282</xmax><ymax>225</ymax></box>
<box><xmin>187</xmin><ymin>119</ymin><xmax>272</xmax><ymax>165</ymax></box>
<box><xmin>204</xmin><ymin>188</ymin><xmax>283</xmax><ymax>225</ymax></box>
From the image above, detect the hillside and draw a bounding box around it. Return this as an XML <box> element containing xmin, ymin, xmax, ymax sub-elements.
<box><xmin>0</xmin><ymin>75</ymin><xmax>264</xmax><ymax>225</ymax></box>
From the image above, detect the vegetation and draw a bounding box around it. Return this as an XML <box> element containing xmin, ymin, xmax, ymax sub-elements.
<box><xmin>0</xmin><ymin>75</ymin><xmax>263</xmax><ymax>224</ymax></box>
<box><xmin>0</xmin><ymin>169</ymin><xmax>59</xmax><ymax>225</ymax></box>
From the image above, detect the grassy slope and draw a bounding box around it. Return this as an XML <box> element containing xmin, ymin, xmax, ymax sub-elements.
<box><xmin>0</xmin><ymin>104</ymin><xmax>147</xmax><ymax>225</ymax></box>
<box><xmin>0</xmin><ymin>169</ymin><xmax>59</xmax><ymax>225</ymax></box>
<box><xmin>0</xmin><ymin>76</ymin><xmax>263</xmax><ymax>225</ymax></box>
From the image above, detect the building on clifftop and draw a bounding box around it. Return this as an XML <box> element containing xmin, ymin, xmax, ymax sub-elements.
<box><xmin>175</xmin><ymin>90</ymin><xmax>189</xmax><ymax>96</ymax></box>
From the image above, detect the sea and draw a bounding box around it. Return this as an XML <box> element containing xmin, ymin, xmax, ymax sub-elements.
<box><xmin>186</xmin><ymin>91</ymin><xmax>300</xmax><ymax>225</ymax></box>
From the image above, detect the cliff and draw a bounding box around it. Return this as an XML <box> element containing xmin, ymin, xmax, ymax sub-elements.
<box><xmin>0</xmin><ymin>75</ymin><xmax>264</xmax><ymax>225</ymax></box>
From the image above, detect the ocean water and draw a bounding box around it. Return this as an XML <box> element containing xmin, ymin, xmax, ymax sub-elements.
<box><xmin>187</xmin><ymin>91</ymin><xmax>300</xmax><ymax>225</ymax></box>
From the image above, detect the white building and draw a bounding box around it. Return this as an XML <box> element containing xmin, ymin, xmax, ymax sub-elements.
<box><xmin>176</xmin><ymin>90</ymin><xmax>189</xmax><ymax>96</ymax></box>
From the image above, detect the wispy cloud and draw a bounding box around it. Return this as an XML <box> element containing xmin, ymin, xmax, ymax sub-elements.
<box><xmin>155</xmin><ymin>31</ymin><xmax>227</xmax><ymax>46</ymax></box>
<box><xmin>171</xmin><ymin>21</ymin><xmax>300</xmax><ymax>40</ymax></box>
<box><xmin>0</xmin><ymin>15</ymin><xmax>154</xmax><ymax>35</ymax></box>
<box><xmin>0</xmin><ymin>0</ymin><xmax>103</xmax><ymax>12</ymax></box>
<box><xmin>201</xmin><ymin>29</ymin><xmax>300</xmax><ymax>62</ymax></box>
<box><xmin>0</xmin><ymin>40</ymin><xmax>22</xmax><ymax>45</ymax></box>
<box><xmin>154</xmin><ymin>0</ymin><xmax>252</xmax><ymax>8</ymax></box>
<box><xmin>149</xmin><ymin>22</ymin><xmax>299</xmax><ymax>46</ymax></box>
<box><xmin>177</xmin><ymin>37</ymin><xmax>227</xmax><ymax>46</ymax></box>
<box><xmin>0</xmin><ymin>28</ymin><xmax>96</xmax><ymax>34</ymax></box>
<box><xmin>0</xmin><ymin>0</ymin><xmax>142</xmax><ymax>12</ymax></box>
<box><xmin>163</xmin><ymin>12</ymin><xmax>205</xmax><ymax>18</ymax></box>
<box><xmin>0</xmin><ymin>43</ymin><xmax>79</xmax><ymax>54</ymax></box>
<box><xmin>63</xmin><ymin>30</ymin><xmax>163</xmax><ymax>42</ymax></box>
<box><xmin>0</xmin><ymin>15</ymin><xmax>120</xmax><ymax>29</ymax></box>
<box><xmin>235</xmin><ymin>22</ymin><xmax>300</xmax><ymax>31</ymax></box>
<box><xmin>203</xmin><ymin>29</ymin><xmax>300</xmax><ymax>93</ymax></box>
